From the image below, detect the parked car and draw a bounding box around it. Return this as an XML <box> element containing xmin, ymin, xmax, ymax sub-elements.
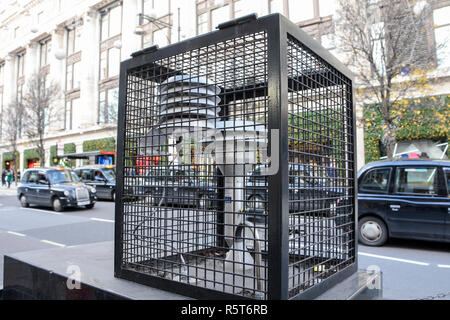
<box><xmin>358</xmin><ymin>159</ymin><xmax>450</xmax><ymax>246</ymax></box>
<box><xmin>245</xmin><ymin>164</ymin><xmax>346</xmax><ymax>221</ymax></box>
<box><xmin>74</xmin><ymin>165</ymin><xmax>116</xmax><ymax>201</ymax></box>
<box><xmin>146</xmin><ymin>166</ymin><xmax>217</xmax><ymax>209</ymax></box>
<box><xmin>17</xmin><ymin>167</ymin><xmax>97</xmax><ymax>212</ymax></box>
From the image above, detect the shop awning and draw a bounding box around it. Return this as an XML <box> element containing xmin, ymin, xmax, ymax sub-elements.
<box><xmin>60</xmin><ymin>151</ymin><xmax>116</xmax><ymax>159</ymax></box>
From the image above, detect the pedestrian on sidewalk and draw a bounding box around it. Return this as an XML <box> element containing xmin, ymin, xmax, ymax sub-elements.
<box><xmin>1</xmin><ymin>169</ymin><xmax>6</xmax><ymax>187</ymax></box>
<box><xmin>6</xmin><ymin>170</ymin><xmax>12</xmax><ymax>188</ymax></box>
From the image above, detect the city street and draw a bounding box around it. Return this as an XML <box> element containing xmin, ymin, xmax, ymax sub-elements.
<box><xmin>0</xmin><ymin>192</ymin><xmax>115</xmax><ymax>290</ymax></box>
<box><xmin>0</xmin><ymin>191</ymin><xmax>449</xmax><ymax>300</ymax></box>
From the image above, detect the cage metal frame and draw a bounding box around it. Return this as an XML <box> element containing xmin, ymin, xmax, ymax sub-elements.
<box><xmin>115</xmin><ymin>13</ymin><xmax>358</xmax><ymax>300</ymax></box>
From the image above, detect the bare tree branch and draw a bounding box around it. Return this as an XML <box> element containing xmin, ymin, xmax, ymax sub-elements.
<box><xmin>335</xmin><ymin>0</ymin><xmax>436</xmax><ymax>158</ymax></box>
<box><xmin>22</xmin><ymin>71</ymin><xmax>62</xmax><ymax>166</ymax></box>
<box><xmin>3</xmin><ymin>100</ymin><xmax>25</xmax><ymax>185</ymax></box>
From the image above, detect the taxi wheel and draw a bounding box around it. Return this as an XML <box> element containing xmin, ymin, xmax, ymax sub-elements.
<box><xmin>85</xmin><ymin>203</ymin><xmax>95</xmax><ymax>209</ymax></box>
<box><xmin>359</xmin><ymin>216</ymin><xmax>388</xmax><ymax>246</ymax></box>
<box><xmin>52</xmin><ymin>198</ymin><xmax>64</xmax><ymax>212</ymax></box>
<box><xmin>20</xmin><ymin>195</ymin><xmax>29</xmax><ymax>208</ymax></box>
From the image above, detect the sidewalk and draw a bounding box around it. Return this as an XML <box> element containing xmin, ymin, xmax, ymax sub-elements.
<box><xmin>0</xmin><ymin>184</ymin><xmax>18</xmax><ymax>196</ymax></box>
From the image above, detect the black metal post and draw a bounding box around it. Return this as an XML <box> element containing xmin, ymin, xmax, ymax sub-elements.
<box><xmin>266</xmin><ymin>15</ymin><xmax>289</xmax><ymax>300</ymax></box>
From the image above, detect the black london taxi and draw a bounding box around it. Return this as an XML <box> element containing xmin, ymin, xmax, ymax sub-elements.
<box><xmin>17</xmin><ymin>167</ymin><xmax>97</xmax><ymax>212</ymax></box>
<box><xmin>146</xmin><ymin>166</ymin><xmax>217</xmax><ymax>209</ymax></box>
<box><xmin>73</xmin><ymin>165</ymin><xmax>116</xmax><ymax>201</ymax></box>
<box><xmin>358</xmin><ymin>159</ymin><xmax>450</xmax><ymax>246</ymax></box>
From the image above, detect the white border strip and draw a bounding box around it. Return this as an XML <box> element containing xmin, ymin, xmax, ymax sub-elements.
<box><xmin>21</xmin><ymin>207</ymin><xmax>62</xmax><ymax>215</ymax></box>
<box><xmin>90</xmin><ymin>218</ymin><xmax>114</xmax><ymax>223</ymax></box>
<box><xmin>7</xmin><ymin>231</ymin><xmax>26</xmax><ymax>237</ymax></box>
<box><xmin>359</xmin><ymin>251</ymin><xmax>430</xmax><ymax>266</ymax></box>
<box><xmin>41</xmin><ymin>239</ymin><xmax>66</xmax><ymax>247</ymax></box>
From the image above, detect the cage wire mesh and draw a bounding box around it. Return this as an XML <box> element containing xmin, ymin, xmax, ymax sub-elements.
<box><xmin>117</xmin><ymin>15</ymin><xmax>355</xmax><ymax>300</ymax></box>
<box><xmin>286</xmin><ymin>35</ymin><xmax>355</xmax><ymax>298</ymax></box>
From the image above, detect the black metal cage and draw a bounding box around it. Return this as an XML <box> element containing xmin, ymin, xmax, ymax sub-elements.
<box><xmin>115</xmin><ymin>13</ymin><xmax>357</xmax><ymax>300</ymax></box>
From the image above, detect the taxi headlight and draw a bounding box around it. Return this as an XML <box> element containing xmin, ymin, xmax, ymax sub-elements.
<box><xmin>64</xmin><ymin>190</ymin><xmax>70</xmax><ymax>197</ymax></box>
<box><xmin>90</xmin><ymin>187</ymin><xmax>96</xmax><ymax>194</ymax></box>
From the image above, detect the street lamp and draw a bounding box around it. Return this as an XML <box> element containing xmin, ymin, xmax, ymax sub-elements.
<box><xmin>113</xmin><ymin>40</ymin><xmax>122</xmax><ymax>49</ymax></box>
<box><xmin>135</xmin><ymin>13</ymin><xmax>172</xmax><ymax>35</ymax></box>
<box><xmin>134</xmin><ymin>12</ymin><xmax>180</xmax><ymax>43</ymax></box>
<box><xmin>55</xmin><ymin>49</ymin><xmax>66</xmax><ymax>60</ymax></box>
<box><xmin>137</xmin><ymin>13</ymin><xmax>172</xmax><ymax>29</ymax></box>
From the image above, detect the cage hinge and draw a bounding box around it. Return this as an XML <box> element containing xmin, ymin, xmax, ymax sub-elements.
<box><xmin>217</xmin><ymin>13</ymin><xmax>258</xmax><ymax>30</ymax></box>
<box><xmin>131</xmin><ymin>45</ymin><xmax>159</xmax><ymax>58</ymax></box>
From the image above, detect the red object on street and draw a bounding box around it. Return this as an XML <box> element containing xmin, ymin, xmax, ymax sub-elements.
<box><xmin>99</xmin><ymin>151</ymin><xmax>116</xmax><ymax>155</ymax></box>
<box><xmin>409</xmin><ymin>152</ymin><xmax>420</xmax><ymax>159</ymax></box>
<box><xmin>28</xmin><ymin>159</ymin><xmax>40</xmax><ymax>168</ymax></box>
<box><xmin>136</xmin><ymin>156</ymin><xmax>159</xmax><ymax>174</ymax></box>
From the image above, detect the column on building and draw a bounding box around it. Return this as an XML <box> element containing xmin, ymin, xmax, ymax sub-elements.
<box><xmin>1</xmin><ymin>57</ymin><xmax>16</xmax><ymax>171</ymax></box>
<box><xmin>26</xmin><ymin>41</ymin><xmax>40</xmax><ymax>76</ymax></box>
<box><xmin>44</xmin><ymin>146</ymin><xmax>51</xmax><ymax>168</ymax></box>
<box><xmin>48</xmin><ymin>27</ymin><xmax>67</xmax><ymax>135</ymax></box>
<box><xmin>75</xmin><ymin>141</ymin><xmax>83</xmax><ymax>168</ymax></box>
<box><xmin>121</xmin><ymin>0</ymin><xmax>141</xmax><ymax>58</ymax></box>
<box><xmin>356</xmin><ymin>106</ymin><xmax>365</xmax><ymax>170</ymax></box>
<box><xmin>77</xmin><ymin>9</ymin><xmax>99</xmax><ymax>129</ymax></box>
<box><xmin>2</xmin><ymin>56</ymin><xmax>16</xmax><ymax>115</ymax></box>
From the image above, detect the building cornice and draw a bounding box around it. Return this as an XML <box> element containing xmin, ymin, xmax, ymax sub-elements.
<box><xmin>1</xmin><ymin>0</ymin><xmax>44</xmax><ymax>26</ymax></box>
<box><xmin>90</xmin><ymin>0</ymin><xmax>122</xmax><ymax>11</ymax></box>
<box><xmin>29</xmin><ymin>32</ymin><xmax>51</xmax><ymax>44</ymax></box>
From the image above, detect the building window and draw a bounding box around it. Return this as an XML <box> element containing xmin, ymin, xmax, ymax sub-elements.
<box><xmin>108</xmin><ymin>48</ymin><xmax>121</xmax><ymax>78</ymax></box>
<box><xmin>66</xmin><ymin>61</ymin><xmax>80</xmax><ymax>91</ymax></box>
<box><xmin>319</xmin><ymin>0</ymin><xmax>336</xmax><ymax>17</ymax></box>
<box><xmin>99</xmin><ymin>90</ymin><xmax>106</xmax><ymax>124</ymax></box>
<box><xmin>99</xmin><ymin>48</ymin><xmax>121</xmax><ymax>81</ymax></box>
<box><xmin>153</xmin><ymin>28</ymin><xmax>169</xmax><ymax>48</ymax></box>
<box><xmin>371</xmin><ymin>22</ymin><xmax>386</xmax><ymax>75</ymax></box>
<box><xmin>100</xmin><ymin>50</ymin><xmax>107</xmax><ymax>81</ymax></box>
<box><xmin>433</xmin><ymin>6</ymin><xmax>450</xmax><ymax>69</ymax></box>
<box><xmin>0</xmin><ymin>63</ymin><xmax>3</xmax><ymax>138</ymax></box>
<box><xmin>17</xmin><ymin>53</ymin><xmax>25</xmax><ymax>79</ymax></box>
<box><xmin>98</xmin><ymin>87</ymin><xmax>119</xmax><ymax>124</ymax></box>
<box><xmin>0</xmin><ymin>90</ymin><xmax>3</xmax><ymax>140</ymax></box>
<box><xmin>234</xmin><ymin>0</ymin><xmax>261</xmax><ymax>18</ymax></box>
<box><xmin>211</xmin><ymin>4</ymin><xmax>230</xmax><ymax>29</ymax></box>
<box><xmin>143</xmin><ymin>0</ymin><xmax>170</xmax><ymax>18</ymax></box>
<box><xmin>67</xmin><ymin>25</ymin><xmax>82</xmax><ymax>56</ymax></box>
<box><xmin>65</xmin><ymin>98</ymin><xmax>80</xmax><ymax>131</ymax></box>
<box><xmin>39</xmin><ymin>38</ymin><xmax>52</xmax><ymax>68</ymax></box>
<box><xmin>37</xmin><ymin>11</ymin><xmax>44</xmax><ymax>24</ymax></box>
<box><xmin>197</xmin><ymin>12</ymin><xmax>208</xmax><ymax>35</ymax></box>
<box><xmin>100</xmin><ymin>4</ymin><xmax>122</xmax><ymax>41</ymax></box>
<box><xmin>269</xmin><ymin>0</ymin><xmax>284</xmax><ymax>14</ymax></box>
<box><xmin>64</xmin><ymin>99</ymin><xmax>77</xmax><ymax>130</ymax></box>
<box><xmin>0</xmin><ymin>62</ymin><xmax>4</xmax><ymax>87</ymax></box>
<box><xmin>289</xmin><ymin>0</ymin><xmax>314</xmax><ymax>22</ymax></box>
<box><xmin>0</xmin><ymin>62</ymin><xmax>3</xmax><ymax>138</ymax></box>
<box><xmin>17</xmin><ymin>83</ymin><xmax>24</xmax><ymax>138</ymax></box>
<box><xmin>17</xmin><ymin>84</ymin><xmax>23</xmax><ymax>103</ymax></box>
<box><xmin>321</xmin><ymin>33</ymin><xmax>335</xmax><ymax>50</ymax></box>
